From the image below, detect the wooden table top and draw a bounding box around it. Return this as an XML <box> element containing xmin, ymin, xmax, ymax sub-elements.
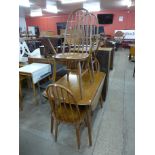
<box><xmin>44</xmin><ymin>71</ymin><xmax>106</xmax><ymax>105</ymax></box>
<box><xmin>53</xmin><ymin>53</ymin><xmax>89</xmax><ymax>61</ymax></box>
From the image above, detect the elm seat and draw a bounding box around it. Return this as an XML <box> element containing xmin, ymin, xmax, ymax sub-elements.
<box><xmin>55</xmin><ymin>104</ymin><xmax>87</xmax><ymax>123</ymax></box>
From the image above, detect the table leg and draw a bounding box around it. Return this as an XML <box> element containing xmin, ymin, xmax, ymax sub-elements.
<box><xmin>19</xmin><ymin>80</ymin><xmax>23</xmax><ymax>110</ymax></box>
<box><xmin>32</xmin><ymin>82</ymin><xmax>38</xmax><ymax>105</ymax></box>
<box><xmin>37</xmin><ymin>82</ymin><xmax>46</xmax><ymax>104</ymax></box>
<box><xmin>78</xmin><ymin>62</ymin><xmax>83</xmax><ymax>99</ymax></box>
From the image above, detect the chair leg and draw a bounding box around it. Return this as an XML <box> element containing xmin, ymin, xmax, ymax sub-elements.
<box><xmin>51</xmin><ymin>115</ymin><xmax>54</xmax><ymax>134</ymax></box>
<box><xmin>133</xmin><ymin>67</ymin><xmax>135</xmax><ymax>77</ymax></box>
<box><xmin>55</xmin><ymin>120</ymin><xmax>58</xmax><ymax>142</ymax></box>
<box><xmin>75</xmin><ymin>124</ymin><xmax>80</xmax><ymax>149</ymax></box>
<box><xmin>99</xmin><ymin>95</ymin><xmax>103</xmax><ymax>108</ymax></box>
<box><xmin>84</xmin><ymin>118</ymin><xmax>88</xmax><ymax>127</ymax></box>
<box><xmin>67</xmin><ymin>71</ymin><xmax>69</xmax><ymax>81</ymax></box>
<box><xmin>86</xmin><ymin>110</ymin><xmax>92</xmax><ymax>146</ymax></box>
<box><xmin>27</xmin><ymin>77</ymin><xmax>31</xmax><ymax>89</ymax></box>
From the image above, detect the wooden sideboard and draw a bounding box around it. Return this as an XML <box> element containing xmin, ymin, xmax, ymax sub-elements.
<box><xmin>96</xmin><ymin>47</ymin><xmax>113</xmax><ymax>101</ymax></box>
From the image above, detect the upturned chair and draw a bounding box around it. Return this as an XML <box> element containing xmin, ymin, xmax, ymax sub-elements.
<box><xmin>53</xmin><ymin>8</ymin><xmax>99</xmax><ymax>99</ymax></box>
<box><xmin>46</xmin><ymin>84</ymin><xmax>92</xmax><ymax>149</ymax></box>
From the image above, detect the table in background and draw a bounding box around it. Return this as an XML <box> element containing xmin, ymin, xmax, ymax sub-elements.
<box><xmin>19</xmin><ymin>63</ymin><xmax>51</xmax><ymax>105</ymax></box>
<box><xmin>28</xmin><ymin>55</ymin><xmax>68</xmax><ymax>80</ymax></box>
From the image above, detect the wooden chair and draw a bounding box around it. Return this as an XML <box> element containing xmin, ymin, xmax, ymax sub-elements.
<box><xmin>114</xmin><ymin>31</ymin><xmax>125</xmax><ymax>49</ymax></box>
<box><xmin>46</xmin><ymin>84</ymin><xmax>92</xmax><ymax>149</ymax></box>
<box><xmin>53</xmin><ymin>9</ymin><xmax>99</xmax><ymax>99</ymax></box>
<box><xmin>62</xmin><ymin>9</ymin><xmax>99</xmax><ymax>62</ymax></box>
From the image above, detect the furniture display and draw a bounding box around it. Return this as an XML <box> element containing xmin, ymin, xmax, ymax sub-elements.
<box><xmin>46</xmin><ymin>84</ymin><xmax>92</xmax><ymax>149</ymax></box>
<box><xmin>19</xmin><ymin>63</ymin><xmax>52</xmax><ymax>105</ymax></box>
<box><xmin>20</xmin><ymin>8</ymin><xmax>107</xmax><ymax>150</ymax></box>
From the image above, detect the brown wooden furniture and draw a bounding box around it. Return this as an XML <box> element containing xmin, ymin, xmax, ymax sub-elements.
<box><xmin>44</xmin><ymin>71</ymin><xmax>105</xmax><ymax>110</ymax></box>
<box><xmin>96</xmin><ymin>47</ymin><xmax>112</xmax><ymax>101</ymax></box>
<box><xmin>98</xmin><ymin>47</ymin><xmax>114</xmax><ymax>70</ymax></box>
<box><xmin>57</xmin><ymin>9</ymin><xmax>99</xmax><ymax>100</ymax></box>
<box><xmin>43</xmin><ymin>65</ymin><xmax>105</xmax><ymax>149</ymax></box>
<box><xmin>46</xmin><ymin>84</ymin><xmax>92</xmax><ymax>149</ymax></box>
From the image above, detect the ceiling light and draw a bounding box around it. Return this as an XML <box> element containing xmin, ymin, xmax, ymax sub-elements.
<box><xmin>127</xmin><ymin>0</ymin><xmax>132</xmax><ymax>7</ymax></box>
<box><xmin>43</xmin><ymin>6</ymin><xmax>59</xmax><ymax>13</ymax></box>
<box><xmin>19</xmin><ymin>0</ymin><xmax>32</xmax><ymax>7</ymax></box>
<box><xmin>43</xmin><ymin>1</ymin><xmax>59</xmax><ymax>13</ymax></box>
<box><xmin>61</xmin><ymin>0</ymin><xmax>86</xmax><ymax>4</ymax></box>
<box><xmin>30</xmin><ymin>9</ymin><xmax>42</xmax><ymax>17</ymax></box>
<box><xmin>83</xmin><ymin>2</ymin><xmax>100</xmax><ymax>12</ymax></box>
<box><xmin>122</xmin><ymin>0</ymin><xmax>132</xmax><ymax>7</ymax></box>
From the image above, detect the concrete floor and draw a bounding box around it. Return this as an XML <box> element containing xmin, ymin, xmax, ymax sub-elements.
<box><xmin>19</xmin><ymin>48</ymin><xmax>135</xmax><ymax>155</ymax></box>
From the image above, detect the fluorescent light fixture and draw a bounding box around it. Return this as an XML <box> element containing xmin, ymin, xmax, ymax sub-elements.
<box><xmin>43</xmin><ymin>1</ymin><xmax>59</xmax><ymax>13</ymax></box>
<box><xmin>127</xmin><ymin>0</ymin><xmax>132</xmax><ymax>7</ymax></box>
<box><xmin>122</xmin><ymin>0</ymin><xmax>132</xmax><ymax>7</ymax></box>
<box><xmin>30</xmin><ymin>9</ymin><xmax>42</xmax><ymax>17</ymax></box>
<box><xmin>61</xmin><ymin>0</ymin><xmax>86</xmax><ymax>4</ymax></box>
<box><xmin>19</xmin><ymin>0</ymin><xmax>31</xmax><ymax>7</ymax></box>
<box><xmin>83</xmin><ymin>2</ymin><xmax>100</xmax><ymax>12</ymax></box>
<box><xmin>43</xmin><ymin>6</ymin><xmax>59</xmax><ymax>13</ymax></box>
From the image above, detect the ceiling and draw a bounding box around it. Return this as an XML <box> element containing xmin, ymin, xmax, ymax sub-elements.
<box><xmin>19</xmin><ymin>0</ymin><xmax>135</xmax><ymax>17</ymax></box>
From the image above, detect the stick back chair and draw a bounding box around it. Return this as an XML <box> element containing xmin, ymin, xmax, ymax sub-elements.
<box><xmin>46</xmin><ymin>83</ymin><xmax>92</xmax><ymax>149</ymax></box>
<box><xmin>62</xmin><ymin>9</ymin><xmax>99</xmax><ymax>72</ymax></box>
<box><xmin>53</xmin><ymin>9</ymin><xmax>99</xmax><ymax>99</ymax></box>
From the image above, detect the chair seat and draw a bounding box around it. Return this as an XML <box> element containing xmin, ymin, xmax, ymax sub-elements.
<box><xmin>55</xmin><ymin>104</ymin><xmax>87</xmax><ymax>123</ymax></box>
